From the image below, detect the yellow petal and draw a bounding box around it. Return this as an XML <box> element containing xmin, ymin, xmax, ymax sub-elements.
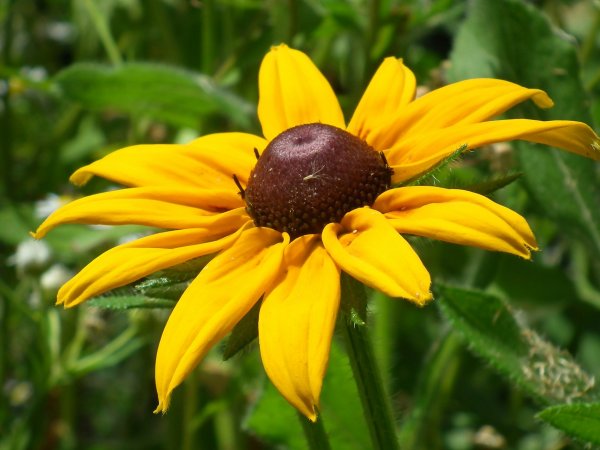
<box><xmin>154</xmin><ymin>227</ymin><xmax>289</xmax><ymax>413</ymax></box>
<box><xmin>258</xmin><ymin>44</ymin><xmax>345</xmax><ymax>141</ymax></box>
<box><xmin>374</xmin><ymin>187</ymin><xmax>538</xmax><ymax>258</ymax></box>
<box><xmin>71</xmin><ymin>132</ymin><xmax>265</xmax><ymax>189</ymax></box>
<box><xmin>369</xmin><ymin>78</ymin><xmax>553</xmax><ymax>151</ymax></box>
<box><xmin>33</xmin><ymin>187</ymin><xmax>247</xmax><ymax>238</ymax></box>
<box><xmin>57</xmin><ymin>222</ymin><xmax>251</xmax><ymax>307</ymax></box>
<box><xmin>259</xmin><ymin>236</ymin><xmax>340</xmax><ymax>421</ymax></box>
<box><xmin>347</xmin><ymin>57</ymin><xmax>416</xmax><ymax>144</ymax></box>
<box><xmin>387</xmin><ymin>119</ymin><xmax>600</xmax><ymax>183</ymax></box>
<box><xmin>322</xmin><ymin>208</ymin><xmax>431</xmax><ymax>304</ymax></box>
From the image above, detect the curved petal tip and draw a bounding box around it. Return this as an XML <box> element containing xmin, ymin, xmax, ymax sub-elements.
<box><xmin>153</xmin><ymin>399</ymin><xmax>169</xmax><ymax>414</ymax></box>
<box><xmin>305</xmin><ymin>409</ymin><xmax>318</xmax><ymax>422</ymax></box>
<box><xmin>592</xmin><ymin>138</ymin><xmax>600</xmax><ymax>159</ymax></box>
<box><xmin>69</xmin><ymin>169</ymin><xmax>93</xmax><ymax>186</ymax></box>
<box><xmin>270</xmin><ymin>43</ymin><xmax>289</xmax><ymax>51</ymax></box>
<box><xmin>532</xmin><ymin>91</ymin><xmax>554</xmax><ymax>109</ymax></box>
<box><xmin>412</xmin><ymin>290</ymin><xmax>434</xmax><ymax>307</ymax></box>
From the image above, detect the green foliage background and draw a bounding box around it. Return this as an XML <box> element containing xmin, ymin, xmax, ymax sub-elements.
<box><xmin>2</xmin><ymin>0</ymin><xmax>600</xmax><ymax>449</ymax></box>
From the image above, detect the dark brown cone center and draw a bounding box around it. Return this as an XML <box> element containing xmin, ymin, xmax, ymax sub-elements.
<box><xmin>244</xmin><ymin>123</ymin><xmax>392</xmax><ymax>239</ymax></box>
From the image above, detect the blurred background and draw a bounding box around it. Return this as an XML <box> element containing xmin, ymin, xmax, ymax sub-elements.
<box><xmin>2</xmin><ymin>0</ymin><xmax>600</xmax><ymax>449</ymax></box>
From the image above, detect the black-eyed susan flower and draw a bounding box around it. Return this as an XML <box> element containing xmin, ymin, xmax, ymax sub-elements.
<box><xmin>34</xmin><ymin>44</ymin><xmax>600</xmax><ymax>421</ymax></box>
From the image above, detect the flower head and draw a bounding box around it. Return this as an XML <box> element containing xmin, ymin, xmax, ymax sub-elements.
<box><xmin>34</xmin><ymin>45</ymin><xmax>600</xmax><ymax>421</ymax></box>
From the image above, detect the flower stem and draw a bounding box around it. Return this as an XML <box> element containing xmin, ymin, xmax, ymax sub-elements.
<box><xmin>297</xmin><ymin>412</ymin><xmax>331</xmax><ymax>450</ymax></box>
<box><xmin>397</xmin><ymin>329</ymin><xmax>463</xmax><ymax>449</ymax></box>
<box><xmin>181</xmin><ymin>374</ymin><xmax>198</xmax><ymax>450</ymax></box>
<box><xmin>201</xmin><ymin>0</ymin><xmax>214</xmax><ymax>74</ymax></box>
<box><xmin>81</xmin><ymin>0</ymin><xmax>123</xmax><ymax>66</ymax></box>
<box><xmin>1</xmin><ymin>0</ymin><xmax>15</xmax><ymax>199</ymax></box>
<box><xmin>341</xmin><ymin>276</ymin><xmax>400</xmax><ymax>450</ymax></box>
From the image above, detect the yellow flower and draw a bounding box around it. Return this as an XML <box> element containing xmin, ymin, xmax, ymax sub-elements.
<box><xmin>34</xmin><ymin>45</ymin><xmax>600</xmax><ymax>421</ymax></box>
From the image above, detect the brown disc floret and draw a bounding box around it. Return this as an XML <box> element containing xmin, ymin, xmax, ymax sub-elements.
<box><xmin>244</xmin><ymin>123</ymin><xmax>393</xmax><ymax>239</ymax></box>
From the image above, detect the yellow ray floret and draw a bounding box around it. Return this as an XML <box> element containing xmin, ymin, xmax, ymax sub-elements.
<box><xmin>259</xmin><ymin>235</ymin><xmax>340</xmax><ymax>421</ymax></box>
<box><xmin>322</xmin><ymin>208</ymin><xmax>432</xmax><ymax>305</ymax></box>
<box><xmin>374</xmin><ymin>187</ymin><xmax>538</xmax><ymax>258</ymax></box>
<box><xmin>154</xmin><ymin>228</ymin><xmax>289</xmax><ymax>413</ymax></box>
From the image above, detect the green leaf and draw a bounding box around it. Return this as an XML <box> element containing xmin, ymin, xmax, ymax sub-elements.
<box><xmin>68</xmin><ymin>327</ymin><xmax>146</xmax><ymax>377</ymax></box>
<box><xmin>436</xmin><ymin>285</ymin><xmax>596</xmax><ymax>405</ymax></box>
<box><xmin>398</xmin><ymin>330</ymin><xmax>464</xmax><ymax>449</ymax></box>
<box><xmin>538</xmin><ymin>402</ymin><xmax>600</xmax><ymax>445</ymax></box>
<box><xmin>53</xmin><ymin>62</ymin><xmax>254</xmax><ymax>128</ymax></box>
<box><xmin>0</xmin><ymin>203</ymin><xmax>36</xmax><ymax>246</ymax></box>
<box><xmin>318</xmin><ymin>343</ymin><xmax>373</xmax><ymax>450</ymax></box>
<box><xmin>516</xmin><ymin>144</ymin><xmax>600</xmax><ymax>258</ymax></box>
<box><xmin>131</xmin><ymin>255</ymin><xmax>212</xmax><ymax>300</ymax></box>
<box><xmin>245</xmin><ymin>380</ymin><xmax>306</xmax><ymax>450</ymax></box>
<box><xmin>450</xmin><ymin>0</ymin><xmax>600</xmax><ymax>258</ymax></box>
<box><xmin>134</xmin><ymin>278</ymin><xmax>191</xmax><ymax>301</ymax></box>
<box><xmin>87</xmin><ymin>256</ymin><xmax>211</xmax><ymax>309</ymax></box>
<box><xmin>403</xmin><ymin>144</ymin><xmax>468</xmax><ymax>187</ymax></box>
<box><xmin>461</xmin><ymin>172</ymin><xmax>522</xmax><ymax>196</ymax></box>
<box><xmin>490</xmin><ymin>254</ymin><xmax>578</xmax><ymax>307</ymax></box>
<box><xmin>245</xmin><ymin>342</ymin><xmax>372</xmax><ymax>450</ymax></box>
<box><xmin>59</xmin><ymin>115</ymin><xmax>106</xmax><ymax>164</ymax></box>
<box><xmin>223</xmin><ymin>301</ymin><xmax>260</xmax><ymax>360</ymax></box>
<box><xmin>88</xmin><ymin>295</ymin><xmax>175</xmax><ymax>310</ymax></box>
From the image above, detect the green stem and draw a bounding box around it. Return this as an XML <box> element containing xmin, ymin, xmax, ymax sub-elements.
<box><xmin>341</xmin><ymin>276</ymin><xmax>400</xmax><ymax>450</ymax></box>
<box><xmin>1</xmin><ymin>0</ymin><xmax>15</xmax><ymax>199</ymax></box>
<box><xmin>585</xmin><ymin>67</ymin><xmax>600</xmax><ymax>92</ymax></box>
<box><xmin>288</xmin><ymin>0</ymin><xmax>298</xmax><ymax>42</ymax></box>
<box><xmin>81</xmin><ymin>0</ymin><xmax>123</xmax><ymax>65</ymax></box>
<box><xmin>298</xmin><ymin>412</ymin><xmax>332</xmax><ymax>450</ymax></box>
<box><xmin>580</xmin><ymin>5</ymin><xmax>600</xmax><ymax>65</ymax></box>
<box><xmin>365</xmin><ymin>0</ymin><xmax>381</xmax><ymax>73</ymax></box>
<box><xmin>68</xmin><ymin>325</ymin><xmax>141</xmax><ymax>375</ymax></box>
<box><xmin>201</xmin><ymin>0</ymin><xmax>214</xmax><ymax>74</ymax></box>
<box><xmin>182</xmin><ymin>374</ymin><xmax>198</xmax><ymax>450</ymax></box>
<box><xmin>397</xmin><ymin>330</ymin><xmax>463</xmax><ymax>449</ymax></box>
<box><xmin>214</xmin><ymin>403</ymin><xmax>237</xmax><ymax>450</ymax></box>
<box><xmin>571</xmin><ymin>243</ymin><xmax>600</xmax><ymax>309</ymax></box>
<box><xmin>0</xmin><ymin>286</ymin><xmax>8</xmax><ymax>427</ymax></box>
<box><xmin>373</xmin><ymin>291</ymin><xmax>392</xmax><ymax>389</ymax></box>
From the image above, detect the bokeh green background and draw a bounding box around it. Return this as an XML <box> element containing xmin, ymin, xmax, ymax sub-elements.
<box><xmin>2</xmin><ymin>1</ymin><xmax>600</xmax><ymax>449</ymax></box>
